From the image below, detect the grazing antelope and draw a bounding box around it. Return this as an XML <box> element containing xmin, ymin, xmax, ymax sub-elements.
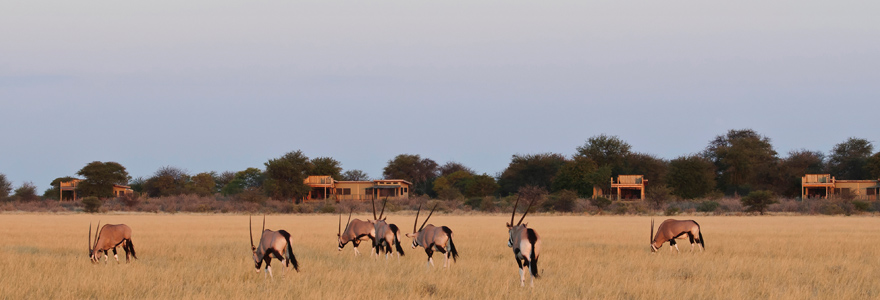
<box><xmin>406</xmin><ymin>203</ymin><xmax>459</xmax><ymax>269</ymax></box>
<box><xmin>372</xmin><ymin>198</ymin><xmax>405</xmax><ymax>259</ymax></box>
<box><xmin>88</xmin><ymin>221</ymin><xmax>137</xmax><ymax>264</ymax></box>
<box><xmin>650</xmin><ymin>218</ymin><xmax>705</xmax><ymax>253</ymax></box>
<box><xmin>250</xmin><ymin>216</ymin><xmax>300</xmax><ymax>277</ymax></box>
<box><xmin>337</xmin><ymin>210</ymin><xmax>377</xmax><ymax>256</ymax></box>
<box><xmin>507</xmin><ymin>196</ymin><xmax>542</xmax><ymax>287</ymax></box>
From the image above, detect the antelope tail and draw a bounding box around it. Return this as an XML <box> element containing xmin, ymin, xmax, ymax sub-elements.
<box><xmin>442</xmin><ymin>226</ymin><xmax>458</xmax><ymax>262</ymax></box>
<box><xmin>127</xmin><ymin>239</ymin><xmax>138</xmax><ymax>259</ymax></box>
<box><xmin>278</xmin><ymin>230</ymin><xmax>299</xmax><ymax>272</ymax></box>
<box><xmin>696</xmin><ymin>222</ymin><xmax>705</xmax><ymax>250</ymax></box>
<box><xmin>390</xmin><ymin>224</ymin><xmax>405</xmax><ymax>256</ymax></box>
<box><xmin>527</xmin><ymin>228</ymin><xmax>539</xmax><ymax>278</ymax></box>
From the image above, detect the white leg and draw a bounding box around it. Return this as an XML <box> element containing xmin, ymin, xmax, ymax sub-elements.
<box><xmin>444</xmin><ymin>252</ymin><xmax>449</xmax><ymax>268</ymax></box>
<box><xmin>103</xmin><ymin>253</ymin><xmax>108</xmax><ymax>264</ymax></box>
<box><xmin>674</xmin><ymin>244</ymin><xmax>680</xmax><ymax>252</ymax></box>
<box><xmin>354</xmin><ymin>247</ymin><xmax>360</xmax><ymax>256</ymax></box>
<box><xmin>429</xmin><ymin>257</ymin><xmax>434</xmax><ymax>267</ymax></box>
<box><xmin>114</xmin><ymin>254</ymin><xmax>119</xmax><ymax>263</ymax></box>
<box><xmin>267</xmin><ymin>265</ymin><xmax>273</xmax><ymax>278</ymax></box>
<box><xmin>519</xmin><ymin>268</ymin><xmax>525</xmax><ymax>286</ymax></box>
<box><xmin>529</xmin><ymin>265</ymin><xmax>534</xmax><ymax>287</ymax></box>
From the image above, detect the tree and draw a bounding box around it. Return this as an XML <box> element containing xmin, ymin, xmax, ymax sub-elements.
<box><xmin>42</xmin><ymin>176</ymin><xmax>78</xmax><ymax>200</ymax></box>
<box><xmin>497</xmin><ymin>153</ymin><xmax>566</xmax><ymax>196</ymax></box>
<box><xmin>465</xmin><ymin>174</ymin><xmax>499</xmax><ymax>198</ymax></box>
<box><xmin>576</xmin><ymin>134</ymin><xmax>632</xmax><ymax>176</ymax></box>
<box><xmin>187</xmin><ymin>172</ymin><xmax>216</xmax><ymax>197</ymax></box>
<box><xmin>310</xmin><ymin>157</ymin><xmax>343</xmax><ymax>180</ymax></box>
<box><xmin>13</xmin><ymin>182</ymin><xmax>39</xmax><ymax>202</ymax></box>
<box><xmin>264</xmin><ymin>150</ymin><xmax>311</xmax><ymax>201</ymax></box>
<box><xmin>213</xmin><ymin>171</ymin><xmax>236</xmax><ymax>193</ymax></box>
<box><xmin>741</xmin><ymin>190</ymin><xmax>777</xmax><ymax>215</ymax></box>
<box><xmin>868</xmin><ymin>152</ymin><xmax>880</xmax><ymax>179</ymax></box>
<box><xmin>703</xmin><ymin>129</ymin><xmax>778</xmax><ymax>196</ymax></box>
<box><xmin>76</xmin><ymin>161</ymin><xmax>131</xmax><ymax>198</ymax></box>
<box><xmin>551</xmin><ymin>156</ymin><xmax>609</xmax><ymax>198</ymax></box>
<box><xmin>143</xmin><ymin>166</ymin><xmax>189</xmax><ymax>197</ymax></box>
<box><xmin>438</xmin><ymin>161</ymin><xmax>474</xmax><ymax>177</ymax></box>
<box><xmin>827</xmin><ymin>137</ymin><xmax>874</xmax><ymax>180</ymax></box>
<box><xmin>341</xmin><ymin>170</ymin><xmax>370</xmax><ymax>181</ymax></box>
<box><xmin>779</xmin><ymin>150</ymin><xmax>825</xmax><ymax>197</ymax></box>
<box><xmin>0</xmin><ymin>173</ymin><xmax>10</xmax><ymax>201</ymax></box>
<box><xmin>382</xmin><ymin>154</ymin><xmax>439</xmax><ymax>196</ymax></box>
<box><xmin>622</xmin><ymin>153</ymin><xmax>668</xmax><ymax>188</ymax></box>
<box><xmin>667</xmin><ymin>155</ymin><xmax>716</xmax><ymax>199</ymax></box>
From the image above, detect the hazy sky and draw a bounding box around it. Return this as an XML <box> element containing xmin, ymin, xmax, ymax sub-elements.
<box><xmin>2</xmin><ymin>1</ymin><xmax>878</xmax><ymax>192</ymax></box>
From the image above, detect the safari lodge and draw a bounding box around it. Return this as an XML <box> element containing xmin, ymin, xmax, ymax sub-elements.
<box><xmin>303</xmin><ymin>176</ymin><xmax>412</xmax><ymax>202</ymax></box>
<box><xmin>801</xmin><ymin>174</ymin><xmax>880</xmax><ymax>200</ymax></box>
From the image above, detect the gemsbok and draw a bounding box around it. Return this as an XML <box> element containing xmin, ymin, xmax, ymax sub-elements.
<box><xmin>88</xmin><ymin>221</ymin><xmax>137</xmax><ymax>264</ymax></box>
<box><xmin>250</xmin><ymin>216</ymin><xmax>300</xmax><ymax>277</ymax></box>
<box><xmin>506</xmin><ymin>196</ymin><xmax>542</xmax><ymax>287</ymax></box>
<box><xmin>650</xmin><ymin>218</ymin><xmax>705</xmax><ymax>253</ymax></box>
<box><xmin>372</xmin><ymin>198</ymin><xmax>405</xmax><ymax>259</ymax></box>
<box><xmin>406</xmin><ymin>203</ymin><xmax>459</xmax><ymax>269</ymax></box>
<box><xmin>337</xmin><ymin>209</ymin><xmax>377</xmax><ymax>256</ymax></box>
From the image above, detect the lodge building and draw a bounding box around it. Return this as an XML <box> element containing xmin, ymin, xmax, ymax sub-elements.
<box><xmin>303</xmin><ymin>175</ymin><xmax>412</xmax><ymax>202</ymax></box>
<box><xmin>802</xmin><ymin>174</ymin><xmax>880</xmax><ymax>200</ymax></box>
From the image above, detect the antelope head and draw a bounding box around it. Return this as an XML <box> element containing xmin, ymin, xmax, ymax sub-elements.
<box><xmin>250</xmin><ymin>215</ymin><xmax>266</xmax><ymax>272</ymax></box>
<box><xmin>88</xmin><ymin>221</ymin><xmax>101</xmax><ymax>263</ymax></box>
<box><xmin>507</xmin><ymin>196</ymin><xmax>534</xmax><ymax>247</ymax></box>
<box><xmin>405</xmin><ymin>203</ymin><xmax>436</xmax><ymax>248</ymax></box>
<box><xmin>337</xmin><ymin>210</ymin><xmax>352</xmax><ymax>251</ymax></box>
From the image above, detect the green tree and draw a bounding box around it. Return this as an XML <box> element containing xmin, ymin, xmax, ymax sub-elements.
<box><xmin>622</xmin><ymin>153</ymin><xmax>668</xmax><ymax>188</ymax></box>
<box><xmin>498</xmin><ymin>153</ymin><xmax>566</xmax><ymax>196</ymax></box>
<box><xmin>187</xmin><ymin>172</ymin><xmax>216</xmax><ymax>197</ymax></box>
<box><xmin>741</xmin><ymin>190</ymin><xmax>777</xmax><ymax>215</ymax></box>
<box><xmin>551</xmin><ymin>156</ymin><xmax>610</xmax><ymax>198</ymax></box>
<box><xmin>827</xmin><ymin>137</ymin><xmax>874</xmax><ymax>180</ymax></box>
<box><xmin>382</xmin><ymin>154</ymin><xmax>438</xmax><ymax>196</ymax></box>
<box><xmin>341</xmin><ymin>169</ymin><xmax>370</xmax><ymax>181</ymax></box>
<box><xmin>703</xmin><ymin>129</ymin><xmax>778</xmax><ymax>196</ymax></box>
<box><xmin>0</xmin><ymin>173</ymin><xmax>10</xmax><ymax>201</ymax></box>
<box><xmin>465</xmin><ymin>174</ymin><xmax>499</xmax><ymax>198</ymax></box>
<box><xmin>868</xmin><ymin>152</ymin><xmax>880</xmax><ymax>179</ymax></box>
<box><xmin>576</xmin><ymin>134</ymin><xmax>632</xmax><ymax>177</ymax></box>
<box><xmin>143</xmin><ymin>166</ymin><xmax>189</xmax><ymax>197</ymax></box>
<box><xmin>42</xmin><ymin>176</ymin><xmax>78</xmax><ymax>200</ymax></box>
<box><xmin>438</xmin><ymin>161</ymin><xmax>475</xmax><ymax>177</ymax></box>
<box><xmin>667</xmin><ymin>155</ymin><xmax>716</xmax><ymax>199</ymax></box>
<box><xmin>213</xmin><ymin>171</ymin><xmax>236</xmax><ymax>193</ymax></box>
<box><xmin>76</xmin><ymin>161</ymin><xmax>131</xmax><ymax>198</ymax></box>
<box><xmin>779</xmin><ymin>150</ymin><xmax>825</xmax><ymax>197</ymax></box>
<box><xmin>13</xmin><ymin>182</ymin><xmax>39</xmax><ymax>201</ymax></box>
<box><xmin>264</xmin><ymin>150</ymin><xmax>311</xmax><ymax>201</ymax></box>
<box><xmin>310</xmin><ymin>157</ymin><xmax>343</xmax><ymax>180</ymax></box>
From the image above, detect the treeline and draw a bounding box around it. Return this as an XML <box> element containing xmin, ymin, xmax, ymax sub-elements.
<box><xmin>1</xmin><ymin>129</ymin><xmax>879</xmax><ymax>211</ymax></box>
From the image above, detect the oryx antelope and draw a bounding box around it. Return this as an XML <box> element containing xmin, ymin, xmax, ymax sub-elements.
<box><xmin>88</xmin><ymin>222</ymin><xmax>137</xmax><ymax>264</ymax></box>
<box><xmin>506</xmin><ymin>196</ymin><xmax>542</xmax><ymax>287</ymax></box>
<box><xmin>372</xmin><ymin>198</ymin><xmax>405</xmax><ymax>259</ymax></box>
<box><xmin>406</xmin><ymin>203</ymin><xmax>459</xmax><ymax>269</ymax></box>
<box><xmin>250</xmin><ymin>216</ymin><xmax>300</xmax><ymax>277</ymax></box>
<box><xmin>337</xmin><ymin>210</ymin><xmax>377</xmax><ymax>256</ymax></box>
<box><xmin>650</xmin><ymin>218</ymin><xmax>705</xmax><ymax>253</ymax></box>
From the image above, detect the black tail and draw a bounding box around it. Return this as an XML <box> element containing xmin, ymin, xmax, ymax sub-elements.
<box><xmin>698</xmin><ymin>228</ymin><xmax>705</xmax><ymax>250</ymax></box>
<box><xmin>127</xmin><ymin>239</ymin><xmax>138</xmax><ymax>259</ymax></box>
<box><xmin>527</xmin><ymin>228</ymin><xmax>539</xmax><ymax>278</ymax></box>
<box><xmin>390</xmin><ymin>224</ymin><xmax>405</xmax><ymax>256</ymax></box>
<box><xmin>442</xmin><ymin>226</ymin><xmax>458</xmax><ymax>262</ymax></box>
<box><xmin>278</xmin><ymin>230</ymin><xmax>299</xmax><ymax>272</ymax></box>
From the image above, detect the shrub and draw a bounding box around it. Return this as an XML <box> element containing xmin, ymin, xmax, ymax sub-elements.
<box><xmin>464</xmin><ymin>197</ymin><xmax>482</xmax><ymax>210</ymax></box>
<box><xmin>696</xmin><ymin>201</ymin><xmax>720</xmax><ymax>213</ymax></box>
<box><xmin>479</xmin><ymin>197</ymin><xmax>497</xmax><ymax>212</ymax></box>
<box><xmin>741</xmin><ymin>190</ymin><xmax>777</xmax><ymax>215</ymax></box>
<box><xmin>664</xmin><ymin>206</ymin><xmax>680</xmax><ymax>216</ymax></box>
<box><xmin>551</xmin><ymin>190</ymin><xmax>577</xmax><ymax>212</ymax></box>
<box><xmin>119</xmin><ymin>193</ymin><xmax>141</xmax><ymax>207</ymax></box>
<box><xmin>83</xmin><ymin>197</ymin><xmax>102</xmax><ymax>213</ymax></box>
<box><xmin>590</xmin><ymin>197</ymin><xmax>611</xmax><ymax>212</ymax></box>
<box><xmin>851</xmin><ymin>200</ymin><xmax>870</xmax><ymax>212</ymax></box>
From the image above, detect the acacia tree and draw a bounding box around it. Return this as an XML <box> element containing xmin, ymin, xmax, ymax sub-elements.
<box><xmin>76</xmin><ymin>161</ymin><xmax>130</xmax><ymax>198</ymax></box>
<box><xmin>13</xmin><ymin>182</ymin><xmax>39</xmax><ymax>202</ymax></box>
<box><xmin>187</xmin><ymin>172</ymin><xmax>216</xmax><ymax>197</ymax></box>
<box><xmin>868</xmin><ymin>152</ymin><xmax>880</xmax><ymax>179</ymax></box>
<box><xmin>623</xmin><ymin>153</ymin><xmax>669</xmax><ymax>188</ymax></box>
<box><xmin>827</xmin><ymin>137</ymin><xmax>874</xmax><ymax>180</ymax></box>
<box><xmin>576</xmin><ymin>134</ymin><xmax>632</xmax><ymax>177</ymax></box>
<box><xmin>779</xmin><ymin>150</ymin><xmax>825</xmax><ymax>197</ymax></box>
<box><xmin>0</xmin><ymin>173</ymin><xmax>11</xmax><ymax>201</ymax></box>
<box><xmin>310</xmin><ymin>157</ymin><xmax>343</xmax><ymax>180</ymax></box>
<box><xmin>264</xmin><ymin>150</ymin><xmax>312</xmax><ymax>202</ymax></box>
<box><xmin>703</xmin><ymin>129</ymin><xmax>778</xmax><ymax>196</ymax></box>
<box><xmin>341</xmin><ymin>170</ymin><xmax>370</xmax><ymax>181</ymax></box>
<box><xmin>382</xmin><ymin>154</ymin><xmax>438</xmax><ymax>196</ymax></box>
<box><xmin>438</xmin><ymin>161</ymin><xmax>475</xmax><ymax>177</ymax></box>
<box><xmin>143</xmin><ymin>166</ymin><xmax>189</xmax><ymax>197</ymax></box>
<box><xmin>497</xmin><ymin>153</ymin><xmax>566</xmax><ymax>196</ymax></box>
<box><xmin>667</xmin><ymin>155</ymin><xmax>716</xmax><ymax>199</ymax></box>
<box><xmin>741</xmin><ymin>190</ymin><xmax>777</xmax><ymax>215</ymax></box>
<box><xmin>221</xmin><ymin>168</ymin><xmax>265</xmax><ymax>196</ymax></box>
<box><xmin>551</xmin><ymin>156</ymin><xmax>609</xmax><ymax>198</ymax></box>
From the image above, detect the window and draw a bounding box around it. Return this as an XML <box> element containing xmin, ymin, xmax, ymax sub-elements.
<box><xmin>403</xmin><ymin>188</ymin><xmax>408</xmax><ymax>193</ymax></box>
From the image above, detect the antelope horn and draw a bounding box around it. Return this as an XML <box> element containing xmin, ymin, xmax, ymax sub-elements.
<box><xmin>650</xmin><ymin>218</ymin><xmax>654</xmax><ymax>244</ymax></box>
<box><xmin>509</xmin><ymin>196</ymin><xmax>521</xmax><ymax>226</ymax></box>
<box><xmin>262</xmin><ymin>215</ymin><xmax>266</xmax><ymax>233</ymax></box>
<box><xmin>93</xmin><ymin>221</ymin><xmax>101</xmax><ymax>251</ymax></box>
<box><xmin>378</xmin><ymin>197</ymin><xmax>387</xmax><ymax>220</ymax></box>
<box><xmin>345</xmin><ymin>209</ymin><xmax>353</xmax><ymax>232</ymax></box>
<box><xmin>371</xmin><ymin>198</ymin><xmax>377</xmax><ymax>220</ymax></box>
<box><xmin>338</xmin><ymin>213</ymin><xmax>342</xmax><ymax>236</ymax></box>
<box><xmin>517</xmin><ymin>197</ymin><xmax>535</xmax><ymax>226</ymax></box>
<box><xmin>88</xmin><ymin>222</ymin><xmax>92</xmax><ymax>252</ymax></box>
<box><xmin>419</xmin><ymin>204</ymin><xmax>437</xmax><ymax>232</ymax></box>
<box><xmin>249</xmin><ymin>216</ymin><xmax>255</xmax><ymax>249</ymax></box>
<box><xmin>413</xmin><ymin>203</ymin><xmax>422</xmax><ymax>233</ymax></box>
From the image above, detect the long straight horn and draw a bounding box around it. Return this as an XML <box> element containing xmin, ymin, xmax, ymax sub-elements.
<box><xmin>338</xmin><ymin>213</ymin><xmax>342</xmax><ymax>236</ymax></box>
<box><xmin>93</xmin><ymin>221</ymin><xmax>101</xmax><ymax>250</ymax></box>
<box><xmin>249</xmin><ymin>216</ymin><xmax>255</xmax><ymax>249</ymax></box>
<box><xmin>378</xmin><ymin>197</ymin><xmax>387</xmax><ymax>220</ymax></box>
<box><xmin>517</xmin><ymin>198</ymin><xmax>535</xmax><ymax>226</ymax></box>
<box><xmin>509</xmin><ymin>196</ymin><xmax>520</xmax><ymax>226</ymax></box>
<box><xmin>262</xmin><ymin>215</ymin><xmax>266</xmax><ymax>233</ymax></box>
<box><xmin>650</xmin><ymin>218</ymin><xmax>654</xmax><ymax>244</ymax></box>
<box><xmin>419</xmin><ymin>204</ymin><xmax>437</xmax><ymax>232</ymax></box>
<box><xmin>345</xmin><ymin>209</ymin><xmax>353</xmax><ymax>232</ymax></box>
<box><xmin>371</xmin><ymin>198</ymin><xmax>377</xmax><ymax>220</ymax></box>
<box><xmin>88</xmin><ymin>222</ymin><xmax>92</xmax><ymax>252</ymax></box>
<box><xmin>413</xmin><ymin>203</ymin><xmax>422</xmax><ymax>233</ymax></box>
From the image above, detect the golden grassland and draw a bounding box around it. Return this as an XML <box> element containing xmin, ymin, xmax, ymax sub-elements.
<box><xmin>1</xmin><ymin>213</ymin><xmax>879</xmax><ymax>299</ymax></box>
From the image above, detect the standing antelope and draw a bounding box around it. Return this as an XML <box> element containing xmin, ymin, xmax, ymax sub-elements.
<box><xmin>507</xmin><ymin>196</ymin><xmax>542</xmax><ymax>287</ymax></box>
<box><xmin>372</xmin><ymin>198</ymin><xmax>405</xmax><ymax>259</ymax></box>
<box><xmin>650</xmin><ymin>218</ymin><xmax>705</xmax><ymax>253</ymax></box>
<box><xmin>88</xmin><ymin>221</ymin><xmax>137</xmax><ymax>264</ymax></box>
<box><xmin>406</xmin><ymin>203</ymin><xmax>458</xmax><ymax>269</ymax></box>
<box><xmin>337</xmin><ymin>210</ymin><xmax>377</xmax><ymax>256</ymax></box>
<box><xmin>250</xmin><ymin>216</ymin><xmax>300</xmax><ymax>277</ymax></box>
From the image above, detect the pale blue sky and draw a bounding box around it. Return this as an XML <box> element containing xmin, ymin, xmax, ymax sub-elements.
<box><xmin>2</xmin><ymin>1</ymin><xmax>878</xmax><ymax>192</ymax></box>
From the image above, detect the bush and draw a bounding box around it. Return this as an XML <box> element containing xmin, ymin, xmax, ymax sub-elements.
<box><xmin>590</xmin><ymin>197</ymin><xmax>611</xmax><ymax>212</ymax></box>
<box><xmin>464</xmin><ymin>197</ymin><xmax>482</xmax><ymax>210</ymax></box>
<box><xmin>479</xmin><ymin>197</ymin><xmax>497</xmax><ymax>212</ymax></box>
<box><xmin>696</xmin><ymin>201</ymin><xmax>720</xmax><ymax>213</ymax></box>
<box><xmin>119</xmin><ymin>193</ymin><xmax>141</xmax><ymax>207</ymax></box>
<box><xmin>83</xmin><ymin>197</ymin><xmax>102</xmax><ymax>213</ymax></box>
<box><xmin>551</xmin><ymin>190</ymin><xmax>577</xmax><ymax>212</ymax></box>
<box><xmin>664</xmin><ymin>206</ymin><xmax>680</xmax><ymax>216</ymax></box>
<box><xmin>852</xmin><ymin>200</ymin><xmax>870</xmax><ymax>212</ymax></box>
<box><xmin>741</xmin><ymin>190</ymin><xmax>777</xmax><ymax>215</ymax></box>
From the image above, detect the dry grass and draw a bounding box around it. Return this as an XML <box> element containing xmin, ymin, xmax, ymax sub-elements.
<box><xmin>1</xmin><ymin>213</ymin><xmax>879</xmax><ymax>299</ymax></box>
